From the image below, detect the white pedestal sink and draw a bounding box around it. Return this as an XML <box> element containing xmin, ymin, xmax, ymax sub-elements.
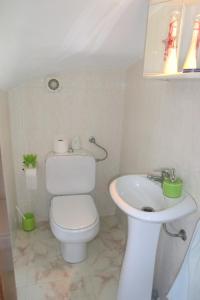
<box><xmin>109</xmin><ymin>175</ymin><xmax>197</xmax><ymax>300</ymax></box>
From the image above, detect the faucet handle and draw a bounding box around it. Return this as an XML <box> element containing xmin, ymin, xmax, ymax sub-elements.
<box><xmin>155</xmin><ymin>168</ymin><xmax>176</xmax><ymax>181</ymax></box>
<box><xmin>154</xmin><ymin>167</ymin><xmax>170</xmax><ymax>174</ymax></box>
<box><xmin>170</xmin><ymin>168</ymin><xmax>176</xmax><ymax>182</ymax></box>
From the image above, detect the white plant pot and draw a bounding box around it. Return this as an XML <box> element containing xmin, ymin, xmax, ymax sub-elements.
<box><xmin>24</xmin><ymin>168</ymin><xmax>37</xmax><ymax>190</ymax></box>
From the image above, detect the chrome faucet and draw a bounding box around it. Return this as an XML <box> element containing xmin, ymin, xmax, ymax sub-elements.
<box><xmin>147</xmin><ymin>168</ymin><xmax>176</xmax><ymax>184</ymax></box>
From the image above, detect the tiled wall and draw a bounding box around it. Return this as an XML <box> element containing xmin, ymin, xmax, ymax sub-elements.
<box><xmin>0</xmin><ymin>91</ymin><xmax>17</xmax><ymax>299</ymax></box>
<box><xmin>0</xmin><ymin>90</ymin><xmax>17</xmax><ymax>235</ymax></box>
<box><xmin>8</xmin><ymin>70</ymin><xmax>126</xmax><ymax>221</ymax></box>
<box><xmin>120</xmin><ymin>61</ymin><xmax>200</xmax><ymax>297</ymax></box>
<box><xmin>8</xmin><ymin>62</ymin><xmax>200</xmax><ymax>297</ymax></box>
<box><xmin>0</xmin><ymin>151</ymin><xmax>17</xmax><ymax>299</ymax></box>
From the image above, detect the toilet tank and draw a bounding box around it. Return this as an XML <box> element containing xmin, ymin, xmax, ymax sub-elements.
<box><xmin>45</xmin><ymin>153</ymin><xmax>96</xmax><ymax>195</ymax></box>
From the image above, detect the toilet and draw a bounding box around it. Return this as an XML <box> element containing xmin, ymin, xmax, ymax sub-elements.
<box><xmin>45</xmin><ymin>152</ymin><xmax>100</xmax><ymax>263</ymax></box>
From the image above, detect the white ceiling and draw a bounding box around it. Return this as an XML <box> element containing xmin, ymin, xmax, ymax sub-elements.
<box><xmin>0</xmin><ymin>0</ymin><xmax>148</xmax><ymax>89</ymax></box>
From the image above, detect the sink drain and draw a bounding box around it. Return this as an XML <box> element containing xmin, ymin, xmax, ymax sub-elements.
<box><xmin>142</xmin><ymin>207</ymin><xmax>154</xmax><ymax>212</ymax></box>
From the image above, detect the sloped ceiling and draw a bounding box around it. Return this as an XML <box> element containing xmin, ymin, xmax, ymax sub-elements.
<box><xmin>0</xmin><ymin>0</ymin><xmax>148</xmax><ymax>89</ymax></box>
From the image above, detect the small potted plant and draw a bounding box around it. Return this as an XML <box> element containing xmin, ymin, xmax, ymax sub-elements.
<box><xmin>23</xmin><ymin>154</ymin><xmax>37</xmax><ymax>168</ymax></box>
<box><xmin>23</xmin><ymin>154</ymin><xmax>37</xmax><ymax>179</ymax></box>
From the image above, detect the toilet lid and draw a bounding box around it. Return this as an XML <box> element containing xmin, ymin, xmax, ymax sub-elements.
<box><xmin>51</xmin><ymin>195</ymin><xmax>98</xmax><ymax>230</ymax></box>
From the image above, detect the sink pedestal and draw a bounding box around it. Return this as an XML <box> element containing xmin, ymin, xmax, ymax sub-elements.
<box><xmin>118</xmin><ymin>217</ymin><xmax>161</xmax><ymax>300</ymax></box>
<box><xmin>109</xmin><ymin>175</ymin><xmax>197</xmax><ymax>300</ymax></box>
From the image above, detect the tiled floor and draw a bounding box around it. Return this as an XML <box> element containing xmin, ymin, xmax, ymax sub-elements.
<box><xmin>14</xmin><ymin>216</ymin><xmax>126</xmax><ymax>300</ymax></box>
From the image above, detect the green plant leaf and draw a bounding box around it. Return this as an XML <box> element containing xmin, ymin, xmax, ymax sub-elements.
<box><xmin>23</xmin><ymin>154</ymin><xmax>37</xmax><ymax>168</ymax></box>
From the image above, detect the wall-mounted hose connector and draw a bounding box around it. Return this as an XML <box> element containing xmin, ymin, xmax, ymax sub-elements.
<box><xmin>89</xmin><ymin>136</ymin><xmax>108</xmax><ymax>162</ymax></box>
<box><xmin>163</xmin><ymin>223</ymin><xmax>187</xmax><ymax>241</ymax></box>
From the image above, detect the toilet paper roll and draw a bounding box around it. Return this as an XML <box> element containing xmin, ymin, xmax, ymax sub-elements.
<box><xmin>25</xmin><ymin>168</ymin><xmax>37</xmax><ymax>190</ymax></box>
<box><xmin>54</xmin><ymin>139</ymin><xmax>68</xmax><ymax>154</ymax></box>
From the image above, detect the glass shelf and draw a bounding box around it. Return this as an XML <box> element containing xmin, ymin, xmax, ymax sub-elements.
<box><xmin>144</xmin><ymin>72</ymin><xmax>200</xmax><ymax>79</ymax></box>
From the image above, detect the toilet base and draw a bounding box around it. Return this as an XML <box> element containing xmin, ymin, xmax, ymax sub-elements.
<box><xmin>61</xmin><ymin>242</ymin><xmax>87</xmax><ymax>263</ymax></box>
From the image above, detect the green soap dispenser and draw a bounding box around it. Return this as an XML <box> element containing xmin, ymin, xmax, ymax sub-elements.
<box><xmin>163</xmin><ymin>169</ymin><xmax>183</xmax><ymax>198</ymax></box>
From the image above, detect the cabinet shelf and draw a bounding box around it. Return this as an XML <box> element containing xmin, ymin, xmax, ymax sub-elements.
<box><xmin>144</xmin><ymin>0</ymin><xmax>200</xmax><ymax>80</ymax></box>
<box><xmin>144</xmin><ymin>72</ymin><xmax>200</xmax><ymax>80</ymax></box>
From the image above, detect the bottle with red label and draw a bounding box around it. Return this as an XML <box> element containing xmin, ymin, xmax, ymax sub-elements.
<box><xmin>163</xmin><ymin>11</ymin><xmax>180</xmax><ymax>74</ymax></box>
<box><xmin>183</xmin><ymin>14</ymin><xmax>200</xmax><ymax>73</ymax></box>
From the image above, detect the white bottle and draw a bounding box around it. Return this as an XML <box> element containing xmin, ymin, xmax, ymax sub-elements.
<box><xmin>71</xmin><ymin>136</ymin><xmax>81</xmax><ymax>150</ymax></box>
<box><xmin>183</xmin><ymin>15</ymin><xmax>200</xmax><ymax>71</ymax></box>
<box><xmin>163</xmin><ymin>12</ymin><xmax>179</xmax><ymax>74</ymax></box>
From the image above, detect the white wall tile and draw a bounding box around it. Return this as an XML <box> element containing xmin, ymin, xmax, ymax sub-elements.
<box><xmin>120</xmin><ymin>61</ymin><xmax>200</xmax><ymax>297</ymax></box>
<box><xmin>0</xmin><ymin>90</ymin><xmax>17</xmax><ymax>234</ymax></box>
<box><xmin>8</xmin><ymin>70</ymin><xmax>126</xmax><ymax>220</ymax></box>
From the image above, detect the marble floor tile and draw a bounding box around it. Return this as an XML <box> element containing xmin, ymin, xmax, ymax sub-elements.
<box><xmin>28</xmin><ymin>234</ymin><xmax>61</xmax><ymax>263</ymax></box>
<box><xmin>24</xmin><ymin>275</ymin><xmax>95</xmax><ymax>300</ymax></box>
<box><xmin>14</xmin><ymin>216</ymin><xmax>126</xmax><ymax>300</ymax></box>
<box><xmin>91</xmin><ymin>267</ymin><xmax>120</xmax><ymax>300</ymax></box>
<box><xmin>13</xmin><ymin>234</ymin><xmax>30</xmax><ymax>288</ymax></box>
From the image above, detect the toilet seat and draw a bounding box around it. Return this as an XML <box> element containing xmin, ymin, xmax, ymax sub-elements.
<box><xmin>51</xmin><ymin>195</ymin><xmax>98</xmax><ymax>230</ymax></box>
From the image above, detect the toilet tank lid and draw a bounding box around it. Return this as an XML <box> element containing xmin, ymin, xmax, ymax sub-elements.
<box><xmin>46</xmin><ymin>149</ymin><xmax>94</xmax><ymax>159</ymax></box>
<box><xmin>51</xmin><ymin>195</ymin><xmax>98</xmax><ymax>230</ymax></box>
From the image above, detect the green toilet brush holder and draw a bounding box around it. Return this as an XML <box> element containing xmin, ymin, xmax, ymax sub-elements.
<box><xmin>22</xmin><ymin>212</ymin><xmax>36</xmax><ymax>232</ymax></box>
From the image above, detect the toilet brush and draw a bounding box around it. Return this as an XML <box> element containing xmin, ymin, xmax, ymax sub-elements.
<box><xmin>16</xmin><ymin>206</ymin><xmax>26</xmax><ymax>220</ymax></box>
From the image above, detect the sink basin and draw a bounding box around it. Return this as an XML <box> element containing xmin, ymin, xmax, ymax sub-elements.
<box><xmin>109</xmin><ymin>175</ymin><xmax>197</xmax><ymax>223</ymax></box>
<box><xmin>109</xmin><ymin>175</ymin><xmax>197</xmax><ymax>300</ymax></box>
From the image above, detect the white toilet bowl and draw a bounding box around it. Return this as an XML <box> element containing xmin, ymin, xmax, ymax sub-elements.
<box><xmin>50</xmin><ymin>194</ymin><xmax>99</xmax><ymax>263</ymax></box>
<box><xmin>46</xmin><ymin>152</ymin><xmax>99</xmax><ymax>263</ymax></box>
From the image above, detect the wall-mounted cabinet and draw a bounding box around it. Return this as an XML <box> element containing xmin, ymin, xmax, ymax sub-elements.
<box><xmin>144</xmin><ymin>0</ymin><xmax>200</xmax><ymax>79</ymax></box>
